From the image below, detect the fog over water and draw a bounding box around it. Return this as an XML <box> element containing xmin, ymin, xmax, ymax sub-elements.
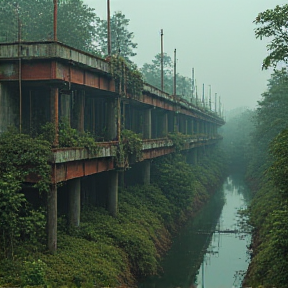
<box><xmin>83</xmin><ymin>0</ymin><xmax>286</xmax><ymax>110</ymax></box>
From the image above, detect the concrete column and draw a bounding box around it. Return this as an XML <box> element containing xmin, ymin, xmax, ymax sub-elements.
<box><xmin>75</xmin><ymin>90</ymin><xmax>85</xmax><ymax>133</ymax></box>
<box><xmin>162</xmin><ymin>112</ymin><xmax>168</xmax><ymax>136</ymax></box>
<box><xmin>0</xmin><ymin>83</ymin><xmax>17</xmax><ymax>133</ymax></box>
<box><xmin>187</xmin><ymin>149</ymin><xmax>198</xmax><ymax>165</ymax></box>
<box><xmin>51</xmin><ymin>87</ymin><xmax>59</xmax><ymax>146</ymax></box>
<box><xmin>196</xmin><ymin>120</ymin><xmax>200</xmax><ymax>135</ymax></box>
<box><xmin>107</xmin><ymin>170</ymin><xmax>118</xmax><ymax>217</ymax></box>
<box><xmin>60</xmin><ymin>93</ymin><xmax>71</xmax><ymax>122</ymax></box>
<box><xmin>47</xmin><ymin>184</ymin><xmax>57</xmax><ymax>254</ymax></box>
<box><xmin>118</xmin><ymin>170</ymin><xmax>125</xmax><ymax>188</ymax></box>
<box><xmin>131</xmin><ymin>108</ymin><xmax>137</xmax><ymax>133</ymax></box>
<box><xmin>194</xmin><ymin>148</ymin><xmax>198</xmax><ymax>164</ymax></box>
<box><xmin>107</xmin><ymin>99</ymin><xmax>117</xmax><ymax>140</ymax></box>
<box><xmin>143</xmin><ymin>109</ymin><xmax>151</xmax><ymax>139</ymax></box>
<box><xmin>168</xmin><ymin>112</ymin><xmax>174</xmax><ymax>133</ymax></box>
<box><xmin>68</xmin><ymin>178</ymin><xmax>81</xmax><ymax>227</ymax></box>
<box><xmin>185</xmin><ymin>119</ymin><xmax>188</xmax><ymax>135</ymax></box>
<box><xmin>142</xmin><ymin>160</ymin><xmax>151</xmax><ymax>185</ymax></box>
<box><xmin>174</xmin><ymin>114</ymin><xmax>179</xmax><ymax>132</ymax></box>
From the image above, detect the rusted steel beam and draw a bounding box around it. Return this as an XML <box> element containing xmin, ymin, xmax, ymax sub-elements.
<box><xmin>52</xmin><ymin>157</ymin><xmax>115</xmax><ymax>183</ymax></box>
<box><xmin>25</xmin><ymin>136</ymin><xmax>222</xmax><ymax>184</ymax></box>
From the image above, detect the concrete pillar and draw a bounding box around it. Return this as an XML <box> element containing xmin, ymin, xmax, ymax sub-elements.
<box><xmin>143</xmin><ymin>108</ymin><xmax>151</xmax><ymax>139</ymax></box>
<box><xmin>107</xmin><ymin>99</ymin><xmax>117</xmax><ymax>140</ymax></box>
<box><xmin>162</xmin><ymin>112</ymin><xmax>168</xmax><ymax>136</ymax></box>
<box><xmin>187</xmin><ymin>149</ymin><xmax>198</xmax><ymax>165</ymax></box>
<box><xmin>168</xmin><ymin>112</ymin><xmax>174</xmax><ymax>133</ymax></box>
<box><xmin>60</xmin><ymin>94</ymin><xmax>71</xmax><ymax>122</ymax></box>
<box><xmin>196</xmin><ymin>120</ymin><xmax>200</xmax><ymax>135</ymax></box>
<box><xmin>174</xmin><ymin>114</ymin><xmax>179</xmax><ymax>132</ymax></box>
<box><xmin>107</xmin><ymin>170</ymin><xmax>118</xmax><ymax>217</ymax></box>
<box><xmin>131</xmin><ymin>108</ymin><xmax>137</xmax><ymax>133</ymax></box>
<box><xmin>142</xmin><ymin>160</ymin><xmax>151</xmax><ymax>185</ymax></box>
<box><xmin>118</xmin><ymin>170</ymin><xmax>125</xmax><ymax>188</ymax></box>
<box><xmin>50</xmin><ymin>87</ymin><xmax>59</xmax><ymax>146</ymax></box>
<box><xmin>0</xmin><ymin>83</ymin><xmax>17</xmax><ymax>133</ymax></box>
<box><xmin>185</xmin><ymin>119</ymin><xmax>188</xmax><ymax>135</ymax></box>
<box><xmin>68</xmin><ymin>178</ymin><xmax>81</xmax><ymax>227</ymax></box>
<box><xmin>47</xmin><ymin>184</ymin><xmax>57</xmax><ymax>254</ymax></box>
<box><xmin>75</xmin><ymin>91</ymin><xmax>85</xmax><ymax>133</ymax></box>
<box><xmin>193</xmin><ymin>148</ymin><xmax>198</xmax><ymax>164</ymax></box>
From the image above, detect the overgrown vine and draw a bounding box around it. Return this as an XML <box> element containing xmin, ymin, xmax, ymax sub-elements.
<box><xmin>109</xmin><ymin>56</ymin><xmax>143</xmax><ymax>97</ymax></box>
<box><xmin>116</xmin><ymin>129</ymin><xmax>143</xmax><ymax>170</ymax></box>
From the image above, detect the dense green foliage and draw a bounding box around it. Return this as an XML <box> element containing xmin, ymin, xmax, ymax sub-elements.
<box><xmin>0</xmin><ymin>128</ymin><xmax>50</xmax><ymax>259</ymax></box>
<box><xmin>0</xmin><ymin>0</ymin><xmax>98</xmax><ymax>54</ymax></box>
<box><xmin>254</xmin><ymin>4</ymin><xmax>288</xmax><ymax>69</ymax></box>
<box><xmin>223</xmin><ymin>68</ymin><xmax>288</xmax><ymax>287</ymax></box>
<box><xmin>0</xmin><ymin>146</ymin><xmax>226</xmax><ymax>287</ymax></box>
<box><xmin>95</xmin><ymin>11</ymin><xmax>138</xmax><ymax>61</ymax></box>
<box><xmin>141</xmin><ymin>53</ymin><xmax>193</xmax><ymax>101</ymax></box>
<box><xmin>116</xmin><ymin>129</ymin><xmax>143</xmax><ymax>169</ymax></box>
<box><xmin>110</xmin><ymin>56</ymin><xmax>143</xmax><ymax>97</ymax></box>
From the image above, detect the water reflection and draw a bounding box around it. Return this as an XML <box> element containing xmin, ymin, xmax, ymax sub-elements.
<box><xmin>139</xmin><ymin>174</ymin><xmax>251</xmax><ymax>288</ymax></box>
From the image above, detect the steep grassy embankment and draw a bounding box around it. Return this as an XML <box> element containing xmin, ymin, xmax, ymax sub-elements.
<box><xmin>0</xmin><ymin>148</ymin><xmax>227</xmax><ymax>288</ymax></box>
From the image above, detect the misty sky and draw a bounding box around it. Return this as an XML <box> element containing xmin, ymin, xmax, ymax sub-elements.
<box><xmin>83</xmin><ymin>0</ymin><xmax>286</xmax><ymax>111</ymax></box>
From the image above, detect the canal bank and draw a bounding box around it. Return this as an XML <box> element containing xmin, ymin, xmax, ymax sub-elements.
<box><xmin>139</xmin><ymin>173</ymin><xmax>252</xmax><ymax>288</ymax></box>
<box><xmin>0</xmin><ymin>149</ymin><xmax>227</xmax><ymax>287</ymax></box>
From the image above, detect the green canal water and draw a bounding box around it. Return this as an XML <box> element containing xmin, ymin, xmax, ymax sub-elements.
<box><xmin>139</xmin><ymin>174</ymin><xmax>251</xmax><ymax>288</ymax></box>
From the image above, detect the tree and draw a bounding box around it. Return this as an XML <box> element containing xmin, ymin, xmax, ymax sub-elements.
<box><xmin>254</xmin><ymin>4</ymin><xmax>288</xmax><ymax>69</ymax></box>
<box><xmin>220</xmin><ymin>109</ymin><xmax>255</xmax><ymax>169</ymax></box>
<box><xmin>95</xmin><ymin>11</ymin><xmax>137</xmax><ymax>61</ymax></box>
<box><xmin>0</xmin><ymin>0</ymin><xmax>98</xmax><ymax>54</ymax></box>
<box><xmin>141</xmin><ymin>53</ymin><xmax>173</xmax><ymax>93</ymax></box>
<box><xmin>141</xmin><ymin>53</ymin><xmax>193</xmax><ymax>100</ymax></box>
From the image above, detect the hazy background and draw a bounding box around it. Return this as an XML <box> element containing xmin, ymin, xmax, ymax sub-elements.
<box><xmin>83</xmin><ymin>0</ymin><xmax>286</xmax><ymax>110</ymax></box>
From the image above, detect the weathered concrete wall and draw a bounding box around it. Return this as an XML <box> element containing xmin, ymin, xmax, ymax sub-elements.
<box><xmin>0</xmin><ymin>83</ymin><xmax>18</xmax><ymax>133</ymax></box>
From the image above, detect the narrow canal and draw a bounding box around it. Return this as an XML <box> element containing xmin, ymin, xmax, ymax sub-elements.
<box><xmin>139</xmin><ymin>174</ymin><xmax>251</xmax><ymax>288</ymax></box>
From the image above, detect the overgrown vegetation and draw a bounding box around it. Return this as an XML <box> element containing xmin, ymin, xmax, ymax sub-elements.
<box><xmin>223</xmin><ymin>68</ymin><xmax>288</xmax><ymax>286</ymax></box>
<box><xmin>0</xmin><ymin>128</ymin><xmax>51</xmax><ymax>259</ymax></box>
<box><xmin>116</xmin><ymin>129</ymin><xmax>143</xmax><ymax>169</ymax></box>
<box><xmin>110</xmin><ymin>56</ymin><xmax>143</xmax><ymax>97</ymax></box>
<box><xmin>0</xmin><ymin>141</ymin><xmax>227</xmax><ymax>287</ymax></box>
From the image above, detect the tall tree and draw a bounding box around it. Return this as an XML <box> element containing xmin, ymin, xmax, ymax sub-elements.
<box><xmin>254</xmin><ymin>4</ymin><xmax>288</xmax><ymax>69</ymax></box>
<box><xmin>0</xmin><ymin>0</ymin><xmax>98</xmax><ymax>54</ymax></box>
<box><xmin>141</xmin><ymin>53</ymin><xmax>173</xmax><ymax>93</ymax></box>
<box><xmin>95</xmin><ymin>11</ymin><xmax>137</xmax><ymax>61</ymax></box>
<box><xmin>141</xmin><ymin>53</ymin><xmax>193</xmax><ymax>101</ymax></box>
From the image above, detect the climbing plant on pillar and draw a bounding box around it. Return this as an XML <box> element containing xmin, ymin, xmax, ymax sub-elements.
<box><xmin>0</xmin><ymin>128</ymin><xmax>51</xmax><ymax>258</ymax></box>
<box><xmin>168</xmin><ymin>132</ymin><xmax>189</xmax><ymax>152</ymax></box>
<box><xmin>116</xmin><ymin>129</ymin><xmax>143</xmax><ymax>170</ymax></box>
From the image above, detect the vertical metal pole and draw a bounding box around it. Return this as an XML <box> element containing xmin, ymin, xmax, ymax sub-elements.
<box><xmin>18</xmin><ymin>7</ymin><xmax>22</xmax><ymax>133</ymax></box>
<box><xmin>117</xmin><ymin>96</ymin><xmax>121</xmax><ymax>141</ymax></box>
<box><xmin>107</xmin><ymin>0</ymin><xmax>111</xmax><ymax>56</ymax></box>
<box><xmin>29</xmin><ymin>90</ymin><xmax>32</xmax><ymax>133</ymax></box>
<box><xmin>195</xmin><ymin>82</ymin><xmax>198</xmax><ymax>107</ymax></box>
<box><xmin>53</xmin><ymin>0</ymin><xmax>57</xmax><ymax>41</ymax></box>
<box><xmin>53</xmin><ymin>88</ymin><xmax>59</xmax><ymax>146</ymax></box>
<box><xmin>191</xmin><ymin>68</ymin><xmax>194</xmax><ymax>103</ymax></box>
<box><xmin>215</xmin><ymin>93</ymin><xmax>217</xmax><ymax>114</ymax></box>
<box><xmin>161</xmin><ymin>29</ymin><xmax>164</xmax><ymax>91</ymax></box>
<box><xmin>209</xmin><ymin>85</ymin><xmax>212</xmax><ymax>111</ymax></box>
<box><xmin>202</xmin><ymin>83</ymin><xmax>205</xmax><ymax>105</ymax></box>
<box><xmin>173</xmin><ymin>49</ymin><xmax>176</xmax><ymax>95</ymax></box>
